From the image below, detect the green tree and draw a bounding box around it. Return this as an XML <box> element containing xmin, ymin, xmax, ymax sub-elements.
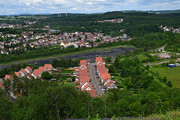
<box><xmin>108</xmin><ymin>65</ymin><xmax>114</xmax><ymax>73</ymax></box>
<box><xmin>41</xmin><ymin>71</ymin><xmax>52</xmax><ymax>80</ymax></box>
<box><xmin>0</xmin><ymin>89</ymin><xmax>12</xmax><ymax>120</ymax></box>
<box><xmin>167</xmin><ymin>81</ymin><xmax>173</xmax><ymax>88</ymax></box>
<box><xmin>105</xmin><ymin>56</ymin><xmax>112</xmax><ymax>64</ymax></box>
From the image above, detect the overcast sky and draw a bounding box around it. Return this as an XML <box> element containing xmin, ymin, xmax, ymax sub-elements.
<box><xmin>0</xmin><ymin>0</ymin><xmax>180</xmax><ymax>15</ymax></box>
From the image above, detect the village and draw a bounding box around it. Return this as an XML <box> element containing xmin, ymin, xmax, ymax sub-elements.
<box><xmin>0</xmin><ymin>23</ymin><xmax>130</xmax><ymax>55</ymax></box>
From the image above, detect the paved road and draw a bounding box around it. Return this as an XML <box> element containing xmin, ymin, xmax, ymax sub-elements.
<box><xmin>89</xmin><ymin>63</ymin><xmax>103</xmax><ymax>96</ymax></box>
<box><xmin>144</xmin><ymin>61</ymin><xmax>170</xmax><ymax>66</ymax></box>
<box><xmin>144</xmin><ymin>58</ymin><xmax>180</xmax><ymax>66</ymax></box>
<box><xmin>157</xmin><ymin>44</ymin><xmax>167</xmax><ymax>52</ymax></box>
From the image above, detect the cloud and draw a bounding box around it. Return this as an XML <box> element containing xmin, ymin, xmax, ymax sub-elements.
<box><xmin>0</xmin><ymin>0</ymin><xmax>180</xmax><ymax>15</ymax></box>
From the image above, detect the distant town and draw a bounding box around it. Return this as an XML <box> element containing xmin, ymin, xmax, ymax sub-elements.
<box><xmin>0</xmin><ymin>22</ymin><xmax>131</xmax><ymax>55</ymax></box>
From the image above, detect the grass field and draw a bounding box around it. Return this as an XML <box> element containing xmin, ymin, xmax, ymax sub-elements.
<box><xmin>150</xmin><ymin>66</ymin><xmax>180</xmax><ymax>88</ymax></box>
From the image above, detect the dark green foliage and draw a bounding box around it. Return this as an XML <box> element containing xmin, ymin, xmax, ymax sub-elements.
<box><xmin>52</xmin><ymin>58</ymin><xmax>80</xmax><ymax>68</ymax></box>
<box><xmin>9</xmin><ymin>81</ymin><xmax>91</xmax><ymax>120</ymax></box>
<box><xmin>108</xmin><ymin>65</ymin><xmax>114</xmax><ymax>73</ymax></box>
<box><xmin>105</xmin><ymin>56</ymin><xmax>112</xmax><ymax>64</ymax></box>
<box><xmin>41</xmin><ymin>71</ymin><xmax>52</xmax><ymax>80</ymax></box>
<box><xmin>0</xmin><ymin>71</ymin><xmax>179</xmax><ymax>119</ymax></box>
<box><xmin>167</xmin><ymin>81</ymin><xmax>173</xmax><ymax>88</ymax></box>
<box><xmin>31</xmin><ymin>12</ymin><xmax>180</xmax><ymax>37</ymax></box>
<box><xmin>0</xmin><ymin>89</ymin><xmax>12</xmax><ymax>120</ymax></box>
<box><xmin>130</xmin><ymin>33</ymin><xmax>169</xmax><ymax>51</ymax></box>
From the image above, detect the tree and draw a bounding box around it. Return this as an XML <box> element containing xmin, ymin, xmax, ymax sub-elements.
<box><xmin>52</xmin><ymin>58</ymin><xmax>59</xmax><ymax>68</ymax></box>
<box><xmin>108</xmin><ymin>65</ymin><xmax>114</xmax><ymax>73</ymax></box>
<box><xmin>72</xmin><ymin>76</ymin><xmax>75</xmax><ymax>82</ymax></box>
<box><xmin>3</xmin><ymin>79</ymin><xmax>11</xmax><ymax>93</ymax></box>
<box><xmin>0</xmin><ymin>89</ymin><xmax>12</xmax><ymax>120</ymax></box>
<box><xmin>105</xmin><ymin>56</ymin><xmax>112</xmax><ymax>64</ymax></box>
<box><xmin>41</xmin><ymin>71</ymin><xmax>52</xmax><ymax>80</ymax></box>
<box><xmin>167</xmin><ymin>81</ymin><xmax>173</xmax><ymax>88</ymax></box>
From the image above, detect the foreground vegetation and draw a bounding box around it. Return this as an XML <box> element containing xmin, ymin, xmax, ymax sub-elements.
<box><xmin>0</xmin><ymin>52</ymin><xmax>180</xmax><ymax>120</ymax></box>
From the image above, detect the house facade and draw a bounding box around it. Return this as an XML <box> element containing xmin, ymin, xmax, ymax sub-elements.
<box><xmin>96</xmin><ymin>57</ymin><xmax>117</xmax><ymax>90</ymax></box>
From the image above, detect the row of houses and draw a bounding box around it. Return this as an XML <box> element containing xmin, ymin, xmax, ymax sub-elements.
<box><xmin>160</xmin><ymin>26</ymin><xmax>180</xmax><ymax>33</ymax></box>
<box><xmin>4</xmin><ymin>64</ymin><xmax>54</xmax><ymax>80</ymax></box>
<box><xmin>1</xmin><ymin>64</ymin><xmax>54</xmax><ymax>99</ymax></box>
<box><xmin>73</xmin><ymin>60</ymin><xmax>97</xmax><ymax>97</ymax></box>
<box><xmin>0</xmin><ymin>23</ymin><xmax>28</xmax><ymax>29</ymax></box>
<box><xmin>96</xmin><ymin>57</ymin><xmax>117</xmax><ymax>90</ymax></box>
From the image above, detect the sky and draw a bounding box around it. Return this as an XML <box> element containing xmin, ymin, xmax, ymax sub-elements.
<box><xmin>0</xmin><ymin>0</ymin><xmax>180</xmax><ymax>15</ymax></box>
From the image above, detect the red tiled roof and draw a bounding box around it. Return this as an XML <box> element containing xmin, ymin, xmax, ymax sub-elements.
<box><xmin>96</xmin><ymin>57</ymin><xmax>103</xmax><ymax>62</ymax></box>
<box><xmin>82</xmin><ymin>83</ymin><xmax>93</xmax><ymax>91</ymax></box>
<box><xmin>39</xmin><ymin>67</ymin><xmax>47</xmax><ymax>72</ymax></box>
<box><xmin>62</xmin><ymin>41</ymin><xmax>70</xmax><ymax>44</ymax></box>
<box><xmin>96</xmin><ymin>57</ymin><xmax>105</xmax><ymax>65</ymax></box>
<box><xmin>27</xmin><ymin>74</ymin><xmax>32</xmax><ymax>79</ymax></box>
<box><xmin>15</xmin><ymin>72</ymin><xmax>20</xmax><ymax>77</ymax></box>
<box><xmin>25</xmin><ymin>66</ymin><xmax>32</xmax><ymax>72</ymax></box>
<box><xmin>105</xmin><ymin>80</ymin><xmax>116</xmax><ymax>88</ymax></box>
<box><xmin>32</xmin><ymin>69</ymin><xmax>42</xmax><ymax>77</ymax></box>
<box><xmin>44</xmin><ymin>64</ymin><xmax>53</xmax><ymax>69</ymax></box>
<box><xmin>0</xmin><ymin>82</ymin><xmax>4</xmax><ymax>89</ymax></box>
<box><xmin>5</xmin><ymin>75</ymin><xmax>11</xmax><ymax>80</ymax></box>
<box><xmin>79</xmin><ymin>70</ymin><xmax>90</xmax><ymax>83</ymax></box>
<box><xmin>74</xmin><ymin>81</ymin><xmax>80</xmax><ymax>84</ymax></box>
<box><xmin>20</xmin><ymin>69</ymin><xmax>27</xmax><ymax>74</ymax></box>
<box><xmin>80</xmin><ymin>60</ymin><xmax>87</xmax><ymax>67</ymax></box>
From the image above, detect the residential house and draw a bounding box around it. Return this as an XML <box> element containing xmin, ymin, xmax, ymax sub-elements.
<box><xmin>96</xmin><ymin>57</ymin><xmax>117</xmax><ymax>90</ymax></box>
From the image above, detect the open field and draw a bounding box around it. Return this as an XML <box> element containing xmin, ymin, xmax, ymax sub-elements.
<box><xmin>150</xmin><ymin>66</ymin><xmax>180</xmax><ymax>88</ymax></box>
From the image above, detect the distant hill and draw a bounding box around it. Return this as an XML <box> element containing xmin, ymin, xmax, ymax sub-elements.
<box><xmin>122</xmin><ymin>10</ymin><xmax>180</xmax><ymax>14</ymax></box>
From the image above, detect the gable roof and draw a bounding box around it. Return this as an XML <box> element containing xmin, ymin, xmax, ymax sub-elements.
<box><xmin>32</xmin><ymin>69</ymin><xmax>42</xmax><ymax>77</ymax></box>
<box><xmin>0</xmin><ymin>82</ymin><xmax>4</xmax><ymax>89</ymax></box>
<box><xmin>39</xmin><ymin>67</ymin><xmax>47</xmax><ymax>72</ymax></box>
<box><xmin>80</xmin><ymin>60</ymin><xmax>87</xmax><ymax>67</ymax></box>
<box><xmin>82</xmin><ymin>83</ymin><xmax>93</xmax><ymax>91</ymax></box>
<box><xmin>14</xmin><ymin>72</ymin><xmax>20</xmax><ymax>77</ymax></box>
<box><xmin>25</xmin><ymin>66</ymin><xmax>32</xmax><ymax>72</ymax></box>
<box><xmin>20</xmin><ymin>69</ymin><xmax>27</xmax><ymax>74</ymax></box>
<box><xmin>44</xmin><ymin>64</ymin><xmax>53</xmax><ymax>69</ymax></box>
<box><xmin>106</xmin><ymin>80</ymin><xmax>117</xmax><ymax>88</ymax></box>
<box><xmin>5</xmin><ymin>75</ymin><xmax>11</xmax><ymax>80</ymax></box>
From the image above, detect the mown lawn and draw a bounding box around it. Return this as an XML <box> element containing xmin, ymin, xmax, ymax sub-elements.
<box><xmin>150</xmin><ymin>66</ymin><xmax>180</xmax><ymax>88</ymax></box>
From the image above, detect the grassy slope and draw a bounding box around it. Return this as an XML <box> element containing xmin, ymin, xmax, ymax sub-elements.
<box><xmin>150</xmin><ymin>66</ymin><xmax>180</xmax><ymax>88</ymax></box>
